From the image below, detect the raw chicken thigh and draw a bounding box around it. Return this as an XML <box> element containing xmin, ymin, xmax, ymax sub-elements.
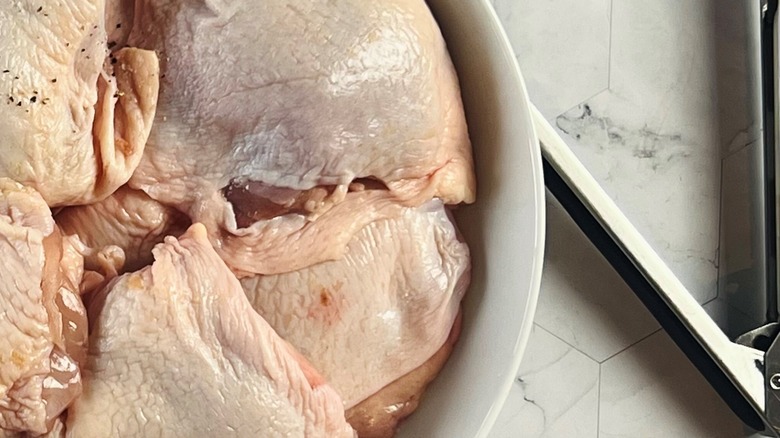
<box><xmin>67</xmin><ymin>225</ymin><xmax>355</xmax><ymax>438</ymax></box>
<box><xmin>202</xmin><ymin>186</ymin><xmax>406</xmax><ymax>276</ymax></box>
<box><xmin>126</xmin><ymin>0</ymin><xmax>475</xmax><ymax>274</ymax></box>
<box><xmin>0</xmin><ymin>0</ymin><xmax>475</xmax><ymax>436</ymax></box>
<box><xmin>0</xmin><ymin>179</ymin><xmax>87</xmax><ymax>435</ymax></box>
<box><xmin>57</xmin><ymin>186</ymin><xmax>190</xmax><ymax>273</ymax></box>
<box><xmin>240</xmin><ymin>200</ymin><xmax>469</xmax><ymax>408</ymax></box>
<box><xmin>346</xmin><ymin>312</ymin><xmax>462</xmax><ymax>438</ymax></box>
<box><xmin>0</xmin><ymin>0</ymin><xmax>159</xmax><ymax>206</ymax></box>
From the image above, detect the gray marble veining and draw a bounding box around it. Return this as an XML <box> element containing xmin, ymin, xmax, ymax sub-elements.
<box><xmin>488</xmin><ymin>0</ymin><xmax>765</xmax><ymax>436</ymax></box>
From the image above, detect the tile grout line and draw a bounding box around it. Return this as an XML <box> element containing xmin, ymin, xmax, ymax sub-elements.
<box><xmin>712</xmin><ymin>155</ymin><xmax>725</xmax><ymax>303</ymax></box>
<box><xmin>598</xmin><ymin>327</ymin><xmax>662</xmax><ymax>364</ymax></box>
<box><xmin>534</xmin><ymin>324</ymin><xmax>602</xmax><ymax>364</ymax></box>
<box><xmin>702</xmin><ymin>296</ymin><xmax>718</xmax><ymax>308</ymax></box>
<box><xmin>721</xmin><ymin>136</ymin><xmax>760</xmax><ymax>161</ymax></box>
<box><xmin>550</xmin><ymin>86</ymin><xmax>610</xmax><ymax>124</ymax></box>
<box><xmin>597</xmin><ymin>363</ymin><xmax>602</xmax><ymax>437</ymax></box>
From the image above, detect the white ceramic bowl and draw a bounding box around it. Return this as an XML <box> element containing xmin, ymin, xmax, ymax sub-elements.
<box><xmin>399</xmin><ymin>1</ymin><xmax>545</xmax><ymax>437</ymax></box>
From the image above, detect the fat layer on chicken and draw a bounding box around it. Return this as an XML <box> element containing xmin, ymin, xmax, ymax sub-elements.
<box><xmin>241</xmin><ymin>200</ymin><xmax>469</xmax><ymax>408</ymax></box>
<box><xmin>124</xmin><ymin>0</ymin><xmax>474</xmax><ymax>274</ymax></box>
<box><xmin>66</xmin><ymin>224</ymin><xmax>355</xmax><ymax>438</ymax></box>
<box><xmin>0</xmin><ymin>179</ymin><xmax>88</xmax><ymax>435</ymax></box>
<box><xmin>0</xmin><ymin>1</ymin><xmax>159</xmax><ymax>206</ymax></box>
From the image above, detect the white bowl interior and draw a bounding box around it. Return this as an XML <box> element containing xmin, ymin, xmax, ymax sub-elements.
<box><xmin>398</xmin><ymin>1</ymin><xmax>546</xmax><ymax>437</ymax></box>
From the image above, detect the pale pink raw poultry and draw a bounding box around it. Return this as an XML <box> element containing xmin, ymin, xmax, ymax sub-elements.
<box><xmin>125</xmin><ymin>0</ymin><xmax>475</xmax><ymax>275</ymax></box>
<box><xmin>240</xmin><ymin>200</ymin><xmax>469</xmax><ymax>409</ymax></box>
<box><xmin>57</xmin><ymin>186</ymin><xmax>190</xmax><ymax>273</ymax></box>
<box><xmin>0</xmin><ymin>0</ymin><xmax>159</xmax><ymax>207</ymax></box>
<box><xmin>66</xmin><ymin>225</ymin><xmax>355</xmax><ymax>438</ymax></box>
<box><xmin>346</xmin><ymin>312</ymin><xmax>462</xmax><ymax>438</ymax></box>
<box><xmin>0</xmin><ymin>179</ymin><xmax>88</xmax><ymax>436</ymax></box>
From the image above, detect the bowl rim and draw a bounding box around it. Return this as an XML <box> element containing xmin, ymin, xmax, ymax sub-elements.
<box><xmin>472</xmin><ymin>1</ymin><xmax>545</xmax><ymax>435</ymax></box>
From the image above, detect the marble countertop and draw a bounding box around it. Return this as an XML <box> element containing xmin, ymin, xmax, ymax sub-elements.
<box><xmin>486</xmin><ymin>0</ymin><xmax>767</xmax><ymax>436</ymax></box>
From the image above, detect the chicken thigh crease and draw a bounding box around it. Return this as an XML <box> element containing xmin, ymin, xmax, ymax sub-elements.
<box><xmin>67</xmin><ymin>224</ymin><xmax>355</xmax><ymax>438</ymax></box>
<box><xmin>124</xmin><ymin>0</ymin><xmax>474</xmax><ymax>274</ymax></box>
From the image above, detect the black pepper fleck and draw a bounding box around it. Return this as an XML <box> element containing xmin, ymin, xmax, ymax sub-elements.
<box><xmin>110</xmin><ymin>57</ymin><xmax>117</xmax><ymax>64</ymax></box>
<box><xmin>36</xmin><ymin>6</ymin><xmax>42</xmax><ymax>12</ymax></box>
<box><xmin>80</xmin><ymin>48</ymin><xmax>85</xmax><ymax>52</ymax></box>
<box><xmin>107</xmin><ymin>41</ymin><xmax>116</xmax><ymax>49</ymax></box>
<box><xmin>2</xmin><ymin>70</ymin><xmax>8</xmax><ymax>73</ymax></box>
<box><xmin>116</xmin><ymin>23</ymin><xmax>122</xmax><ymax>29</ymax></box>
<box><xmin>16</xmin><ymin>102</ymin><xmax>21</xmax><ymax>107</ymax></box>
<box><xmin>30</xmin><ymin>96</ymin><xmax>36</xmax><ymax>103</ymax></box>
<box><xmin>51</xmin><ymin>78</ymin><xmax>57</xmax><ymax>83</ymax></box>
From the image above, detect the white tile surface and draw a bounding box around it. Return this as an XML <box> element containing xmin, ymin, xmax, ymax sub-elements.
<box><xmin>496</xmin><ymin>0</ymin><xmax>762</xmax><ymax>305</ymax></box>
<box><xmin>535</xmin><ymin>195</ymin><xmax>659</xmax><ymax>362</ymax></box>
<box><xmin>608</xmin><ymin>0</ymin><xmax>761</xmax><ymax>160</ymax></box>
<box><xmin>489</xmin><ymin>0</ymin><xmax>764</xmax><ymax>435</ymax></box>
<box><xmin>490</xmin><ymin>325</ymin><xmax>599</xmax><ymax>438</ymax></box>
<box><xmin>599</xmin><ymin>331</ymin><xmax>745</xmax><ymax>438</ymax></box>
<box><xmin>491</xmin><ymin>0</ymin><xmax>610</xmax><ymax>120</ymax></box>
<box><xmin>554</xmin><ymin>96</ymin><xmax>720</xmax><ymax>303</ymax></box>
<box><xmin>609</xmin><ymin>0</ymin><xmax>749</xmax><ymax>143</ymax></box>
